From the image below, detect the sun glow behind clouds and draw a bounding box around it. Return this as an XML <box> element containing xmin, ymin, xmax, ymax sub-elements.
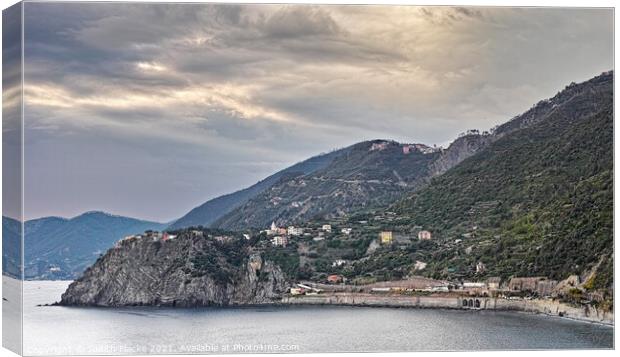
<box><xmin>136</xmin><ymin>61</ymin><xmax>168</xmax><ymax>72</ymax></box>
<box><xmin>21</xmin><ymin>3</ymin><xmax>613</xmax><ymax>221</ymax></box>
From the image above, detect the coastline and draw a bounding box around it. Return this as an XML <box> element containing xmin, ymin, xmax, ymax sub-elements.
<box><xmin>280</xmin><ymin>293</ymin><xmax>615</xmax><ymax>327</ymax></box>
<box><xmin>23</xmin><ymin>277</ymin><xmax>613</xmax><ymax>327</ymax></box>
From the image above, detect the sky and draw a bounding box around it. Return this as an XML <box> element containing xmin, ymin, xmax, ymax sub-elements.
<box><xmin>16</xmin><ymin>3</ymin><xmax>613</xmax><ymax>222</ymax></box>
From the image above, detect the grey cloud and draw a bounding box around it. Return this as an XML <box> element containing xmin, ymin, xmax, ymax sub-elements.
<box><xmin>20</xmin><ymin>3</ymin><xmax>613</xmax><ymax>221</ymax></box>
<box><xmin>257</xmin><ymin>6</ymin><xmax>342</xmax><ymax>39</ymax></box>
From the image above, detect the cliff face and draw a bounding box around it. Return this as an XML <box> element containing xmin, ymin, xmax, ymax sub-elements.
<box><xmin>59</xmin><ymin>232</ymin><xmax>289</xmax><ymax>307</ymax></box>
<box><xmin>429</xmin><ymin>134</ymin><xmax>494</xmax><ymax>176</ymax></box>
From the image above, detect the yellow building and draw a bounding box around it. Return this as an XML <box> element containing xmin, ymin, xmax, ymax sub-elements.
<box><xmin>379</xmin><ymin>231</ymin><xmax>393</xmax><ymax>244</ymax></box>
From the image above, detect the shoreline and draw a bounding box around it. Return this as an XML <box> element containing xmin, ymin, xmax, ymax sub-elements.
<box><xmin>280</xmin><ymin>293</ymin><xmax>615</xmax><ymax>326</ymax></box>
<box><xmin>18</xmin><ymin>277</ymin><xmax>613</xmax><ymax>327</ymax></box>
<box><xmin>47</xmin><ymin>295</ymin><xmax>614</xmax><ymax>327</ymax></box>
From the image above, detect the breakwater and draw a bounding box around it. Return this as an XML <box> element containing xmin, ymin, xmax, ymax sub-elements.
<box><xmin>281</xmin><ymin>293</ymin><xmax>614</xmax><ymax>325</ymax></box>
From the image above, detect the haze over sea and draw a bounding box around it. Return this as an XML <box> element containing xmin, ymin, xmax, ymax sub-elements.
<box><xmin>6</xmin><ymin>279</ymin><xmax>612</xmax><ymax>355</ymax></box>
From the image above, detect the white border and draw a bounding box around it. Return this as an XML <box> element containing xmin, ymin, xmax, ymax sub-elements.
<box><xmin>0</xmin><ymin>2</ymin><xmax>617</xmax><ymax>357</ymax></box>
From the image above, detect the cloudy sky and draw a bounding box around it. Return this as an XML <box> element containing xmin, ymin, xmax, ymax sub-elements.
<box><xmin>20</xmin><ymin>3</ymin><xmax>613</xmax><ymax>222</ymax></box>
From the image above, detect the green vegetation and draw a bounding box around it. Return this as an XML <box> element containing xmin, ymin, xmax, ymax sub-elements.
<box><xmin>214</xmin><ymin>140</ymin><xmax>440</xmax><ymax>230</ymax></box>
<box><xmin>263</xmin><ymin>244</ymin><xmax>300</xmax><ymax>278</ymax></box>
<box><xmin>180</xmin><ymin>73</ymin><xmax>613</xmax><ymax>304</ymax></box>
<box><xmin>392</xmin><ymin>93</ymin><xmax>612</xmax><ymax>291</ymax></box>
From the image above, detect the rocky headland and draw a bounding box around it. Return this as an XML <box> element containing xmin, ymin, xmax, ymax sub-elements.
<box><xmin>59</xmin><ymin>230</ymin><xmax>289</xmax><ymax>307</ymax></box>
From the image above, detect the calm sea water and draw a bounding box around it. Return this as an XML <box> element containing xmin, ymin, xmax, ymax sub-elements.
<box><xmin>16</xmin><ymin>280</ymin><xmax>613</xmax><ymax>355</ymax></box>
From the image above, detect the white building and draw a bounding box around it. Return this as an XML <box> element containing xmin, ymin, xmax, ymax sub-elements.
<box><xmin>266</xmin><ymin>221</ymin><xmax>278</xmax><ymax>235</ymax></box>
<box><xmin>322</xmin><ymin>224</ymin><xmax>332</xmax><ymax>233</ymax></box>
<box><xmin>341</xmin><ymin>228</ymin><xmax>352</xmax><ymax>235</ymax></box>
<box><xmin>287</xmin><ymin>226</ymin><xmax>304</xmax><ymax>236</ymax></box>
<box><xmin>418</xmin><ymin>230</ymin><xmax>432</xmax><ymax>240</ymax></box>
<box><xmin>332</xmin><ymin>259</ymin><xmax>347</xmax><ymax>267</ymax></box>
<box><xmin>271</xmin><ymin>236</ymin><xmax>288</xmax><ymax>247</ymax></box>
<box><xmin>476</xmin><ymin>261</ymin><xmax>486</xmax><ymax>274</ymax></box>
<box><xmin>414</xmin><ymin>261</ymin><xmax>427</xmax><ymax>271</ymax></box>
<box><xmin>463</xmin><ymin>282</ymin><xmax>486</xmax><ymax>289</ymax></box>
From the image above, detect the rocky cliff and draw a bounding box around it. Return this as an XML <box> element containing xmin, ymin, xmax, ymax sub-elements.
<box><xmin>429</xmin><ymin>134</ymin><xmax>494</xmax><ymax>176</ymax></box>
<box><xmin>59</xmin><ymin>231</ymin><xmax>289</xmax><ymax>307</ymax></box>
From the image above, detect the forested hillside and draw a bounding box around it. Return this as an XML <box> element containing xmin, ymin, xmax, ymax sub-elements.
<box><xmin>391</xmin><ymin>72</ymin><xmax>613</xmax><ymax>292</ymax></box>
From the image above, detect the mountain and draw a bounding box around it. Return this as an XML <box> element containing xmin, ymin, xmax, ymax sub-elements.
<box><xmin>390</xmin><ymin>71</ymin><xmax>613</xmax><ymax>290</ymax></box>
<box><xmin>168</xmin><ymin>148</ymin><xmax>351</xmax><ymax>230</ymax></box>
<box><xmin>57</xmin><ymin>71</ymin><xmax>614</xmax><ymax>309</ymax></box>
<box><xmin>174</xmin><ymin>132</ymin><xmax>496</xmax><ymax>232</ymax></box>
<box><xmin>23</xmin><ymin>211</ymin><xmax>166</xmax><ymax>280</ymax></box>
<box><xmin>2</xmin><ymin>216</ymin><xmax>22</xmax><ymax>278</ymax></box>
<box><xmin>212</xmin><ymin>140</ymin><xmax>445</xmax><ymax>230</ymax></box>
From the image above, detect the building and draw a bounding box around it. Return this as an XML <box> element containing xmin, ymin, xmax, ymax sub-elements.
<box><xmin>370</xmin><ymin>142</ymin><xmax>388</xmax><ymax>151</ymax></box>
<box><xmin>536</xmin><ymin>280</ymin><xmax>558</xmax><ymax>297</ymax></box>
<box><xmin>486</xmin><ymin>277</ymin><xmax>502</xmax><ymax>290</ymax></box>
<box><xmin>162</xmin><ymin>233</ymin><xmax>177</xmax><ymax>241</ymax></box>
<box><xmin>402</xmin><ymin>145</ymin><xmax>414</xmax><ymax>154</ymax></box>
<box><xmin>508</xmin><ymin>277</ymin><xmax>547</xmax><ymax>292</ymax></box>
<box><xmin>327</xmin><ymin>275</ymin><xmax>343</xmax><ymax>284</ymax></box>
<box><xmin>413</xmin><ymin>261</ymin><xmax>427</xmax><ymax>271</ymax></box>
<box><xmin>322</xmin><ymin>224</ymin><xmax>332</xmax><ymax>233</ymax></box>
<box><xmin>313</xmin><ymin>236</ymin><xmax>325</xmax><ymax>242</ymax></box>
<box><xmin>214</xmin><ymin>235</ymin><xmax>232</xmax><ymax>243</ymax></box>
<box><xmin>463</xmin><ymin>282</ymin><xmax>487</xmax><ymax>289</ymax></box>
<box><xmin>243</xmin><ymin>234</ymin><xmax>251</xmax><ymax>240</ymax></box>
<box><xmin>341</xmin><ymin>228</ymin><xmax>352</xmax><ymax>235</ymax></box>
<box><xmin>271</xmin><ymin>236</ymin><xmax>288</xmax><ymax>247</ymax></box>
<box><xmin>418</xmin><ymin>230</ymin><xmax>432</xmax><ymax>240</ymax></box>
<box><xmin>289</xmin><ymin>288</ymin><xmax>305</xmax><ymax>296</ymax></box>
<box><xmin>332</xmin><ymin>259</ymin><xmax>347</xmax><ymax>267</ymax></box>
<box><xmin>266</xmin><ymin>221</ymin><xmax>280</xmax><ymax>235</ymax></box>
<box><xmin>379</xmin><ymin>231</ymin><xmax>393</xmax><ymax>244</ymax></box>
<box><xmin>476</xmin><ymin>261</ymin><xmax>486</xmax><ymax>274</ymax></box>
<box><xmin>287</xmin><ymin>226</ymin><xmax>304</xmax><ymax>236</ymax></box>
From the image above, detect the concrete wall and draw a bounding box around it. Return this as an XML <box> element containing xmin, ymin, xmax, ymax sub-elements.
<box><xmin>282</xmin><ymin>293</ymin><xmax>613</xmax><ymax>325</ymax></box>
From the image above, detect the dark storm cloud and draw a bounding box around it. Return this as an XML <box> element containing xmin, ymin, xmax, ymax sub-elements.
<box><xmin>21</xmin><ymin>3</ymin><xmax>613</xmax><ymax>221</ymax></box>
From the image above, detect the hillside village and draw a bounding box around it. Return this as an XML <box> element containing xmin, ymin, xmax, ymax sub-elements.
<box><xmin>256</xmin><ymin>217</ymin><xmax>600</xmax><ymax>306</ymax></box>
<box><xmin>115</xmin><ymin>201</ymin><xmax>607</xmax><ymax>312</ymax></box>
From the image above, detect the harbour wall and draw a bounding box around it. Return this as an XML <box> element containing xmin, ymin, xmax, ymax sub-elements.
<box><xmin>281</xmin><ymin>293</ymin><xmax>614</xmax><ymax>325</ymax></box>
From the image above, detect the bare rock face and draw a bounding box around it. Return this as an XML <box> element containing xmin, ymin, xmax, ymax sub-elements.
<box><xmin>59</xmin><ymin>232</ymin><xmax>289</xmax><ymax>307</ymax></box>
<box><xmin>429</xmin><ymin>134</ymin><xmax>495</xmax><ymax>176</ymax></box>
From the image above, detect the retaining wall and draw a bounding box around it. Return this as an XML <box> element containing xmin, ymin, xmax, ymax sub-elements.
<box><xmin>282</xmin><ymin>293</ymin><xmax>613</xmax><ymax>325</ymax></box>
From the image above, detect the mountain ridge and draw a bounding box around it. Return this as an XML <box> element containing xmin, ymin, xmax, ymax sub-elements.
<box><xmin>19</xmin><ymin>211</ymin><xmax>167</xmax><ymax>280</ymax></box>
<box><xmin>168</xmin><ymin>147</ymin><xmax>353</xmax><ymax>230</ymax></box>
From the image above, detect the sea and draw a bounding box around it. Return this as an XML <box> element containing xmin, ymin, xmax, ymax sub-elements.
<box><xmin>3</xmin><ymin>279</ymin><xmax>613</xmax><ymax>355</ymax></box>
